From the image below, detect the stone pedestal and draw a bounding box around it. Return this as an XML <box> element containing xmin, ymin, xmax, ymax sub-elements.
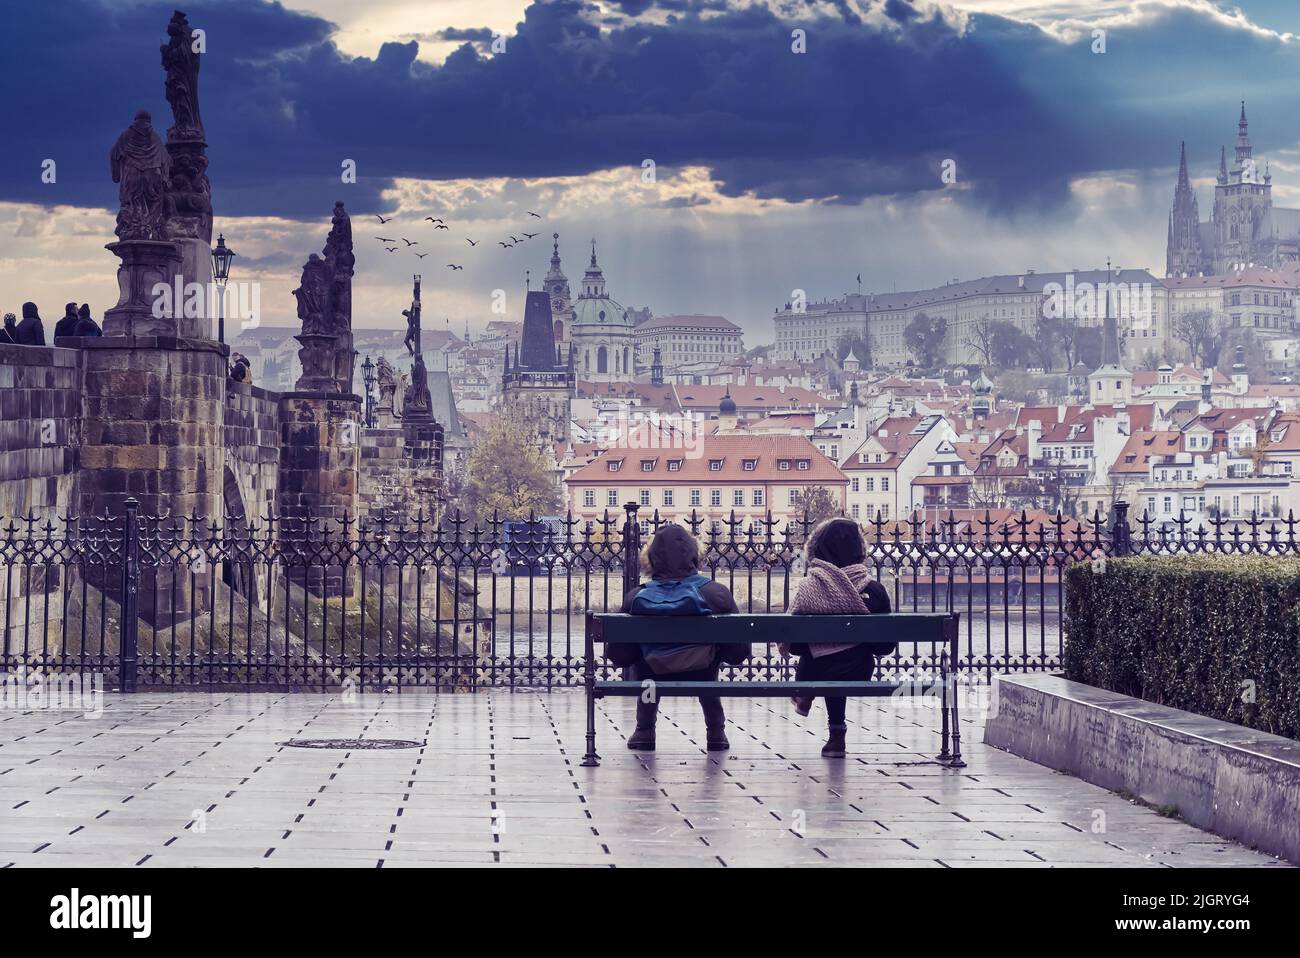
<box><xmin>77</xmin><ymin>337</ymin><xmax>227</xmax><ymax>621</ymax></box>
<box><xmin>103</xmin><ymin>240</ymin><xmax>184</xmax><ymax>338</ymax></box>
<box><xmin>277</xmin><ymin>392</ymin><xmax>361</xmax><ymax>597</ymax></box>
<box><xmin>172</xmin><ymin>236</ymin><xmax>214</xmax><ymax>340</ymax></box>
<box><xmin>294</xmin><ymin>333</ymin><xmax>337</xmax><ymax>392</ymax></box>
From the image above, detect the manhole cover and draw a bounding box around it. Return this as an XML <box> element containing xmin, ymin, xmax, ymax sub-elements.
<box><xmin>280</xmin><ymin>739</ymin><xmax>422</xmax><ymax>750</ymax></box>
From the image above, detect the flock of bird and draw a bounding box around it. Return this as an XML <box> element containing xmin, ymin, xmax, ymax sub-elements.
<box><xmin>371</xmin><ymin>210</ymin><xmax>544</xmax><ymax>271</ymax></box>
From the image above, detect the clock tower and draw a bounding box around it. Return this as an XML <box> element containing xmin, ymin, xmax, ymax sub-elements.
<box><xmin>544</xmin><ymin>233</ymin><xmax>575</xmax><ymax>344</ymax></box>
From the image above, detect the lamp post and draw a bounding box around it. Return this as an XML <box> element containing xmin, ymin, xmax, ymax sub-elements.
<box><xmin>361</xmin><ymin>355</ymin><xmax>376</xmax><ymax>427</ymax></box>
<box><xmin>211</xmin><ymin>234</ymin><xmax>237</xmax><ymax>345</ymax></box>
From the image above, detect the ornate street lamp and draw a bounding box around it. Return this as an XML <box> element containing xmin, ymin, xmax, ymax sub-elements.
<box><xmin>211</xmin><ymin>234</ymin><xmax>237</xmax><ymax>344</ymax></box>
<box><xmin>362</xmin><ymin>355</ymin><xmax>376</xmax><ymax>427</ymax></box>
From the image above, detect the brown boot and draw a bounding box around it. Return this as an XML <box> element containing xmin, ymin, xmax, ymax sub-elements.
<box><xmin>822</xmin><ymin>724</ymin><xmax>847</xmax><ymax>758</ymax></box>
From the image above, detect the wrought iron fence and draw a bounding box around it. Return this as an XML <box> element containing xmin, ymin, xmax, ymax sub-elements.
<box><xmin>3</xmin><ymin>498</ymin><xmax>1297</xmax><ymax>692</ymax></box>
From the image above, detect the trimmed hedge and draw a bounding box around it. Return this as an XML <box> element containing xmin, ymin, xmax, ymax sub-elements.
<box><xmin>1062</xmin><ymin>555</ymin><xmax>1300</xmax><ymax>741</ymax></box>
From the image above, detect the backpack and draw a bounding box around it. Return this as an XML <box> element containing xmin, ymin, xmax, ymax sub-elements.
<box><xmin>630</xmin><ymin>574</ymin><xmax>718</xmax><ymax>674</ymax></box>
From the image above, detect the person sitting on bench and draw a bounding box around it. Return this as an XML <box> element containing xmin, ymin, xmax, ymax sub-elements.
<box><xmin>608</xmin><ymin>524</ymin><xmax>749</xmax><ymax>752</ymax></box>
<box><xmin>786</xmin><ymin>518</ymin><xmax>892</xmax><ymax>757</ymax></box>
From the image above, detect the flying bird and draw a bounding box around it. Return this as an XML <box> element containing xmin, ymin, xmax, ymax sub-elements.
<box><xmin>375</xmin><ymin>214</ymin><xmax>392</xmax><ymax>224</ymax></box>
<box><xmin>527</xmin><ymin>211</ymin><xmax>541</xmax><ymax>218</ymax></box>
<box><xmin>384</xmin><ymin>247</ymin><xmax>399</xmax><ymax>253</ymax></box>
<box><xmin>465</xmin><ymin>238</ymin><xmax>479</xmax><ymax>247</ymax></box>
<box><xmin>509</xmin><ymin>235</ymin><xmax>521</xmax><ymax>244</ymax></box>
<box><xmin>425</xmin><ymin>217</ymin><xmax>444</xmax><ymax>224</ymax></box>
<box><xmin>415</xmin><ymin>253</ymin><xmax>429</xmax><ymax>259</ymax></box>
<box><xmin>522</xmin><ymin>232</ymin><xmax>538</xmax><ymax>239</ymax></box>
<box><xmin>498</xmin><ymin>241</ymin><xmax>513</xmax><ymax>248</ymax></box>
<box><xmin>402</xmin><ymin>238</ymin><xmax>418</xmax><ymax>246</ymax></box>
<box><xmin>447</xmin><ymin>264</ymin><xmax>464</xmax><ymax>270</ymax></box>
<box><xmin>434</xmin><ymin>223</ymin><xmax>449</xmax><ymax>230</ymax></box>
<box><xmin>375</xmin><ymin>237</ymin><xmax>395</xmax><ymax>242</ymax></box>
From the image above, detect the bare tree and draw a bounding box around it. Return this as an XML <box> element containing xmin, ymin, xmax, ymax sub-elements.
<box><xmin>1172</xmin><ymin>309</ymin><xmax>1223</xmax><ymax>367</ymax></box>
<box><xmin>964</xmin><ymin>315</ymin><xmax>996</xmax><ymax>367</ymax></box>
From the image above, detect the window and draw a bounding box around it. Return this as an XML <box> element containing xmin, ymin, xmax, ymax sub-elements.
<box><xmin>753</xmin><ymin>488</ymin><xmax>764</xmax><ymax>506</ymax></box>
<box><xmin>663</xmin><ymin>490</ymin><xmax>674</xmax><ymax>507</ymax></box>
<box><xmin>607</xmin><ymin>490</ymin><xmax>618</xmax><ymax>507</ymax></box>
<box><xmin>710</xmin><ymin>490</ymin><xmax>722</xmax><ymax>507</ymax></box>
<box><xmin>639</xmin><ymin>489</ymin><xmax>651</xmax><ymax>506</ymax></box>
<box><xmin>778</xmin><ymin>460</ymin><xmax>791</xmax><ymax>471</ymax></box>
<box><xmin>851</xmin><ymin>504</ymin><xmax>860</xmax><ymax>518</ymax></box>
<box><xmin>864</xmin><ymin>478</ymin><xmax>875</xmax><ymax>492</ymax></box>
<box><xmin>667</xmin><ymin>459</ymin><xmax>682</xmax><ymax>472</ymax></box>
<box><xmin>607</xmin><ymin>459</ymin><xmax>622</xmax><ymax>472</ymax></box>
<box><xmin>796</xmin><ymin>460</ymin><xmax>810</xmax><ymax>470</ymax></box>
<box><xmin>851</xmin><ymin>478</ymin><xmax>860</xmax><ymax>492</ymax></box>
<box><xmin>742</xmin><ymin>459</ymin><xmax>757</xmax><ymax>471</ymax></box>
<box><xmin>640</xmin><ymin>459</ymin><xmax>656</xmax><ymax>472</ymax></box>
<box><xmin>733</xmin><ymin>489</ymin><xmax>745</xmax><ymax>506</ymax></box>
<box><xmin>788</xmin><ymin>489</ymin><xmax>799</xmax><ymax>505</ymax></box>
<box><xmin>709</xmin><ymin>460</ymin><xmax>723</xmax><ymax>471</ymax></box>
<box><xmin>881</xmin><ymin>477</ymin><xmax>890</xmax><ymax>492</ymax></box>
<box><xmin>583</xmin><ymin>490</ymin><xmax>595</xmax><ymax>507</ymax></box>
<box><xmin>690</xmin><ymin>489</ymin><xmax>702</xmax><ymax>507</ymax></box>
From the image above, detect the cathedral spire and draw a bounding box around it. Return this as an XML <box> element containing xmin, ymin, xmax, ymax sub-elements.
<box><xmin>1177</xmin><ymin>141</ymin><xmax>1190</xmax><ymax>189</ymax></box>
<box><xmin>1235</xmin><ymin>100</ymin><xmax>1253</xmax><ymax>168</ymax></box>
<box><xmin>1218</xmin><ymin>145</ymin><xmax>1228</xmax><ymax>185</ymax></box>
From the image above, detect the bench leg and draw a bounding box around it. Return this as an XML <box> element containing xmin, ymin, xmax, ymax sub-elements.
<box><xmin>937</xmin><ymin>647</ymin><xmax>952</xmax><ymax>764</ymax></box>
<box><xmin>946</xmin><ymin>628</ymin><xmax>965</xmax><ymax>769</ymax></box>
<box><xmin>580</xmin><ymin>629</ymin><xmax>600</xmax><ymax>767</ymax></box>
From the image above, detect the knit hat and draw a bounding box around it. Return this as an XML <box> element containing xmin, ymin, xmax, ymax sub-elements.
<box><xmin>641</xmin><ymin>523</ymin><xmax>701</xmax><ymax>579</ymax></box>
<box><xmin>805</xmin><ymin>517</ymin><xmax>866</xmax><ymax>568</ymax></box>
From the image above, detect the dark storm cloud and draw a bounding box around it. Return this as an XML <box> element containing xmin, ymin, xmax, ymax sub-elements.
<box><xmin>3</xmin><ymin>0</ymin><xmax>1299</xmax><ymax>223</ymax></box>
<box><xmin>435</xmin><ymin>27</ymin><xmax>496</xmax><ymax>43</ymax></box>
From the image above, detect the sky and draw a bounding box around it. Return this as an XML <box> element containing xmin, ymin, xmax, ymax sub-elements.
<box><xmin>4</xmin><ymin>0</ymin><xmax>1300</xmax><ymax>343</ymax></box>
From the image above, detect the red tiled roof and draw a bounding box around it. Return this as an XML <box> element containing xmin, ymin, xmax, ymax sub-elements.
<box><xmin>1109</xmin><ymin>430</ymin><xmax>1182</xmax><ymax>475</ymax></box>
<box><xmin>564</xmin><ymin>433</ymin><xmax>846</xmax><ymax>485</ymax></box>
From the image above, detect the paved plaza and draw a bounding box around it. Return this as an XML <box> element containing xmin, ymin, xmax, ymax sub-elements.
<box><xmin>0</xmin><ymin>689</ymin><xmax>1287</xmax><ymax>868</ymax></box>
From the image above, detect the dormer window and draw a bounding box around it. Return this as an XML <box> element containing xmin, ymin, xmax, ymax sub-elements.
<box><xmin>607</xmin><ymin>459</ymin><xmax>623</xmax><ymax>472</ymax></box>
<box><xmin>667</xmin><ymin>459</ymin><xmax>682</xmax><ymax>472</ymax></box>
<box><xmin>777</xmin><ymin>460</ymin><xmax>791</xmax><ymax>471</ymax></box>
<box><xmin>708</xmin><ymin>459</ymin><xmax>724</xmax><ymax>471</ymax></box>
<box><xmin>742</xmin><ymin>458</ymin><xmax>757</xmax><ymax>471</ymax></box>
<box><xmin>640</xmin><ymin>459</ymin><xmax>657</xmax><ymax>472</ymax></box>
<box><xmin>796</xmin><ymin>460</ymin><xmax>810</xmax><ymax>470</ymax></box>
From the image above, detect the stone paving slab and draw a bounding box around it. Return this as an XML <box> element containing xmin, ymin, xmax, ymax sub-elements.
<box><xmin>0</xmin><ymin>690</ymin><xmax>1290</xmax><ymax>868</ymax></box>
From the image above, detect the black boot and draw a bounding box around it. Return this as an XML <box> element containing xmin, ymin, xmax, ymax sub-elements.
<box><xmin>822</xmin><ymin>723</ymin><xmax>847</xmax><ymax>758</ymax></box>
<box><xmin>706</xmin><ymin>726</ymin><xmax>730</xmax><ymax>751</ymax></box>
<box><xmin>790</xmin><ymin>696</ymin><xmax>813</xmax><ymax>716</ymax></box>
<box><xmin>627</xmin><ymin>727</ymin><xmax>656</xmax><ymax>750</ymax></box>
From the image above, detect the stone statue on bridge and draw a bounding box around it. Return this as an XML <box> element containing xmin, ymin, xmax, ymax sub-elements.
<box><xmin>161</xmin><ymin>11</ymin><xmax>204</xmax><ymax>141</ymax></box>
<box><xmin>292</xmin><ymin>203</ymin><xmax>356</xmax><ymax>393</ymax></box>
<box><xmin>110</xmin><ymin>111</ymin><xmax>173</xmax><ymax>241</ymax></box>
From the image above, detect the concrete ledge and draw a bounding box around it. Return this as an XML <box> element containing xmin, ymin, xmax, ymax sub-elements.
<box><xmin>985</xmin><ymin>672</ymin><xmax>1300</xmax><ymax>863</ymax></box>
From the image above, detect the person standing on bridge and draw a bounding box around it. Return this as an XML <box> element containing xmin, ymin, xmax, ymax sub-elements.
<box><xmin>611</xmin><ymin>524</ymin><xmax>749</xmax><ymax>752</ymax></box>
<box><xmin>787</xmin><ymin>518</ymin><xmax>892</xmax><ymax>757</ymax></box>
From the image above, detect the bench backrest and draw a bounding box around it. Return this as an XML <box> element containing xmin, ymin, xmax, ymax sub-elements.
<box><xmin>587</xmin><ymin>612</ymin><xmax>957</xmax><ymax>645</ymax></box>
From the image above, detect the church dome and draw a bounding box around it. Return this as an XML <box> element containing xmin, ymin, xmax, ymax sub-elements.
<box><xmin>719</xmin><ymin>389</ymin><xmax>737</xmax><ymax>415</ymax></box>
<box><xmin>573</xmin><ymin>295</ymin><xmax>629</xmax><ymax>328</ymax></box>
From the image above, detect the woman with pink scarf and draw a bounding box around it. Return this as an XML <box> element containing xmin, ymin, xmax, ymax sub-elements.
<box><xmin>787</xmin><ymin>518</ymin><xmax>892</xmax><ymax>757</ymax></box>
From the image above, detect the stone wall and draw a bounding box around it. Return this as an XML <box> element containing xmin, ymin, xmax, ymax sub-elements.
<box><xmin>224</xmin><ymin>382</ymin><xmax>281</xmax><ymax>521</ymax></box>
<box><xmin>0</xmin><ymin>343</ymin><xmax>81</xmax><ymax>523</ymax></box>
<box><xmin>359</xmin><ymin>421</ymin><xmax>444</xmax><ymax>523</ymax></box>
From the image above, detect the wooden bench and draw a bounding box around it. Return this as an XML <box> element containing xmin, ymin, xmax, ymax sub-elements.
<box><xmin>581</xmin><ymin>611</ymin><xmax>963</xmax><ymax>767</ymax></box>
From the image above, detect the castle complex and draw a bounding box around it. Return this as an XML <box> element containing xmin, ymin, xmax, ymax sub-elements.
<box><xmin>1166</xmin><ymin>103</ymin><xmax>1300</xmax><ymax>277</ymax></box>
